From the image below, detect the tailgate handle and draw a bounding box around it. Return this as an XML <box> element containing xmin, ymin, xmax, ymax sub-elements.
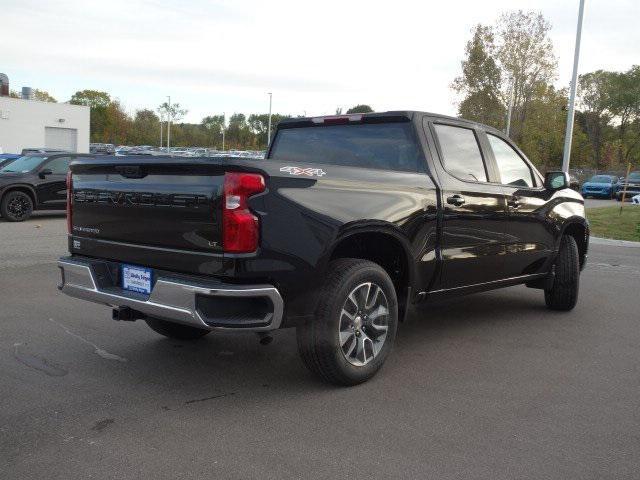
<box><xmin>116</xmin><ymin>165</ymin><xmax>146</xmax><ymax>179</ymax></box>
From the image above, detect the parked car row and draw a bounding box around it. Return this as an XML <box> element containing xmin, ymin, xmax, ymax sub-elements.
<box><xmin>580</xmin><ymin>172</ymin><xmax>640</xmax><ymax>201</ymax></box>
<box><xmin>113</xmin><ymin>145</ymin><xmax>265</xmax><ymax>158</ymax></box>
<box><xmin>89</xmin><ymin>143</ymin><xmax>116</xmax><ymax>155</ymax></box>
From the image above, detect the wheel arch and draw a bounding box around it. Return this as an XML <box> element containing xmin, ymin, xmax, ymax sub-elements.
<box><xmin>560</xmin><ymin>218</ymin><xmax>589</xmax><ymax>270</ymax></box>
<box><xmin>326</xmin><ymin>223</ymin><xmax>416</xmax><ymax>321</ymax></box>
<box><xmin>1</xmin><ymin>185</ymin><xmax>38</xmax><ymax>208</ymax></box>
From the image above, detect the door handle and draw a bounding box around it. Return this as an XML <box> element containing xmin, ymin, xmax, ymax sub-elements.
<box><xmin>446</xmin><ymin>194</ymin><xmax>465</xmax><ymax>206</ymax></box>
<box><xmin>507</xmin><ymin>196</ymin><xmax>522</xmax><ymax>208</ymax></box>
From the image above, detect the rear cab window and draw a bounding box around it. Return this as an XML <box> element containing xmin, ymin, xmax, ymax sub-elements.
<box><xmin>268</xmin><ymin>122</ymin><xmax>425</xmax><ymax>173</ymax></box>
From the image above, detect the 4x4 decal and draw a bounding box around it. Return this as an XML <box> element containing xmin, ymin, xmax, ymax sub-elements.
<box><xmin>279</xmin><ymin>166</ymin><xmax>326</xmax><ymax>177</ymax></box>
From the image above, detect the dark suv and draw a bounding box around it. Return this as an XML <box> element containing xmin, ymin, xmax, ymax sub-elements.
<box><xmin>0</xmin><ymin>153</ymin><xmax>94</xmax><ymax>221</ymax></box>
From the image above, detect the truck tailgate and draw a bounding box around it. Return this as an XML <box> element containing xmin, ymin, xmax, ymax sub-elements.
<box><xmin>71</xmin><ymin>163</ymin><xmax>224</xmax><ymax>254</ymax></box>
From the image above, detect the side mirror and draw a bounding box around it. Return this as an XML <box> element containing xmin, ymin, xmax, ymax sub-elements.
<box><xmin>39</xmin><ymin>168</ymin><xmax>53</xmax><ymax>178</ymax></box>
<box><xmin>544</xmin><ymin>171</ymin><xmax>569</xmax><ymax>191</ymax></box>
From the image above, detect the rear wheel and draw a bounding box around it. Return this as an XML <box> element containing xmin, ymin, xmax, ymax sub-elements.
<box><xmin>145</xmin><ymin>318</ymin><xmax>210</xmax><ymax>340</ymax></box>
<box><xmin>297</xmin><ymin>258</ymin><xmax>398</xmax><ymax>386</ymax></box>
<box><xmin>1</xmin><ymin>191</ymin><xmax>34</xmax><ymax>222</ymax></box>
<box><xmin>544</xmin><ymin>235</ymin><xmax>580</xmax><ymax>311</ymax></box>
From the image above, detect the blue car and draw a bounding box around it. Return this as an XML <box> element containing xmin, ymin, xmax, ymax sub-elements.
<box><xmin>581</xmin><ymin>174</ymin><xmax>618</xmax><ymax>199</ymax></box>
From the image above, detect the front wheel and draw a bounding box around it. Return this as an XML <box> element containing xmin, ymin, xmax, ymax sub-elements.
<box><xmin>297</xmin><ymin>258</ymin><xmax>398</xmax><ymax>386</ymax></box>
<box><xmin>145</xmin><ymin>318</ymin><xmax>210</xmax><ymax>340</ymax></box>
<box><xmin>545</xmin><ymin>235</ymin><xmax>580</xmax><ymax>311</ymax></box>
<box><xmin>1</xmin><ymin>191</ymin><xmax>34</xmax><ymax>222</ymax></box>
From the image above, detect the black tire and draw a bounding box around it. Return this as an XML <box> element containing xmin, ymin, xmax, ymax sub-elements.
<box><xmin>145</xmin><ymin>318</ymin><xmax>210</xmax><ymax>340</ymax></box>
<box><xmin>544</xmin><ymin>235</ymin><xmax>580</xmax><ymax>311</ymax></box>
<box><xmin>1</xmin><ymin>191</ymin><xmax>34</xmax><ymax>222</ymax></box>
<box><xmin>296</xmin><ymin>258</ymin><xmax>398</xmax><ymax>386</ymax></box>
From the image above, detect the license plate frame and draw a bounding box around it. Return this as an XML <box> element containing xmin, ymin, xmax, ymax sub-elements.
<box><xmin>121</xmin><ymin>264</ymin><xmax>153</xmax><ymax>295</ymax></box>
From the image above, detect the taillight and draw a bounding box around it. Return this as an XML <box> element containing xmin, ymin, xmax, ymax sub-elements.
<box><xmin>222</xmin><ymin>172</ymin><xmax>265</xmax><ymax>253</ymax></box>
<box><xmin>66</xmin><ymin>171</ymin><xmax>73</xmax><ymax>234</ymax></box>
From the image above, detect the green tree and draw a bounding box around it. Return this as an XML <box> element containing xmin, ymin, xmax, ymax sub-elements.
<box><xmin>158</xmin><ymin>101</ymin><xmax>188</xmax><ymax>123</ymax></box>
<box><xmin>606</xmin><ymin>66</ymin><xmax>640</xmax><ymax>164</ymax></box>
<box><xmin>70</xmin><ymin>90</ymin><xmax>111</xmax><ymax>109</ymax></box>
<box><xmin>578</xmin><ymin>70</ymin><xmax>615</xmax><ymax>169</ymax></box>
<box><xmin>225</xmin><ymin>113</ymin><xmax>253</xmax><ymax>148</ymax></box>
<box><xmin>101</xmin><ymin>100</ymin><xmax>131</xmax><ymax>144</ymax></box>
<box><xmin>248</xmin><ymin>113</ymin><xmax>290</xmax><ymax>148</ymax></box>
<box><xmin>346</xmin><ymin>105</ymin><xmax>373</xmax><ymax>114</ymax></box>
<box><xmin>452</xmin><ymin>24</ymin><xmax>504</xmax><ymax>129</ymax></box>
<box><xmin>496</xmin><ymin>11</ymin><xmax>557</xmax><ymax>143</ymax></box>
<box><xmin>201</xmin><ymin>115</ymin><xmax>226</xmax><ymax>148</ymax></box>
<box><xmin>70</xmin><ymin>90</ymin><xmax>112</xmax><ymax>142</ymax></box>
<box><xmin>33</xmin><ymin>89</ymin><xmax>57</xmax><ymax>102</ymax></box>
<box><xmin>131</xmin><ymin>109</ymin><xmax>160</xmax><ymax>145</ymax></box>
<box><xmin>452</xmin><ymin>11</ymin><xmax>558</xmax><ymax>143</ymax></box>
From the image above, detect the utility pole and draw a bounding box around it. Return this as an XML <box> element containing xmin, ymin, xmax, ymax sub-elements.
<box><xmin>505</xmin><ymin>77</ymin><xmax>515</xmax><ymax>137</ymax></box>
<box><xmin>562</xmin><ymin>0</ymin><xmax>586</xmax><ymax>172</ymax></box>
<box><xmin>222</xmin><ymin>112</ymin><xmax>225</xmax><ymax>151</ymax></box>
<box><xmin>167</xmin><ymin>95</ymin><xmax>171</xmax><ymax>153</ymax></box>
<box><xmin>267</xmin><ymin>92</ymin><xmax>273</xmax><ymax>146</ymax></box>
<box><xmin>159</xmin><ymin>112</ymin><xmax>163</xmax><ymax>148</ymax></box>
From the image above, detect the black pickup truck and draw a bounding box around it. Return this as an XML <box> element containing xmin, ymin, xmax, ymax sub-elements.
<box><xmin>58</xmin><ymin>111</ymin><xmax>589</xmax><ymax>385</ymax></box>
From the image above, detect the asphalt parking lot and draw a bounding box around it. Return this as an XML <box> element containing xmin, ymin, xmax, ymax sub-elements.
<box><xmin>2</xmin><ymin>213</ymin><xmax>639</xmax><ymax>480</ymax></box>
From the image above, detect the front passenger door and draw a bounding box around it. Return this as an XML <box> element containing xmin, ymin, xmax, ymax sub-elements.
<box><xmin>35</xmin><ymin>156</ymin><xmax>70</xmax><ymax>209</ymax></box>
<box><xmin>484</xmin><ymin>133</ymin><xmax>553</xmax><ymax>278</ymax></box>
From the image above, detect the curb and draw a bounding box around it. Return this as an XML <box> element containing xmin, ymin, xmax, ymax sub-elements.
<box><xmin>590</xmin><ymin>236</ymin><xmax>640</xmax><ymax>248</ymax></box>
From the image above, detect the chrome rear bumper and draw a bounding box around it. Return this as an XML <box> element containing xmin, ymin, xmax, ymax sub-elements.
<box><xmin>57</xmin><ymin>256</ymin><xmax>283</xmax><ymax>332</ymax></box>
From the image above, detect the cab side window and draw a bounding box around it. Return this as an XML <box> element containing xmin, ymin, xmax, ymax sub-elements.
<box><xmin>487</xmin><ymin>135</ymin><xmax>534</xmax><ymax>188</ymax></box>
<box><xmin>45</xmin><ymin>157</ymin><xmax>70</xmax><ymax>175</ymax></box>
<box><xmin>433</xmin><ymin>124</ymin><xmax>487</xmax><ymax>182</ymax></box>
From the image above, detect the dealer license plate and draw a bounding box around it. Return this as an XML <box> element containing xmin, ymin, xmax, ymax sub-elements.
<box><xmin>122</xmin><ymin>264</ymin><xmax>152</xmax><ymax>294</ymax></box>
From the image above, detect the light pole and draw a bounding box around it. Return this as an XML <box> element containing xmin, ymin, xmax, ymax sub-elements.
<box><xmin>221</xmin><ymin>112</ymin><xmax>225</xmax><ymax>151</ymax></box>
<box><xmin>159</xmin><ymin>112</ymin><xmax>163</xmax><ymax>148</ymax></box>
<box><xmin>505</xmin><ymin>77</ymin><xmax>515</xmax><ymax>137</ymax></box>
<box><xmin>562</xmin><ymin>0</ymin><xmax>586</xmax><ymax>172</ymax></box>
<box><xmin>167</xmin><ymin>95</ymin><xmax>171</xmax><ymax>153</ymax></box>
<box><xmin>267</xmin><ymin>92</ymin><xmax>272</xmax><ymax>147</ymax></box>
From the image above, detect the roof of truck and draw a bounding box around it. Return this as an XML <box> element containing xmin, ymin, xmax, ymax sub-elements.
<box><xmin>278</xmin><ymin>111</ymin><xmax>503</xmax><ymax>135</ymax></box>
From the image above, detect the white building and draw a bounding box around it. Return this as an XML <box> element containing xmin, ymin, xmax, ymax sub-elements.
<box><xmin>0</xmin><ymin>96</ymin><xmax>90</xmax><ymax>154</ymax></box>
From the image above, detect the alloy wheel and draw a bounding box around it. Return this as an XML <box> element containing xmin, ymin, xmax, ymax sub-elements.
<box><xmin>339</xmin><ymin>282</ymin><xmax>389</xmax><ymax>367</ymax></box>
<box><xmin>7</xmin><ymin>196</ymin><xmax>31</xmax><ymax>220</ymax></box>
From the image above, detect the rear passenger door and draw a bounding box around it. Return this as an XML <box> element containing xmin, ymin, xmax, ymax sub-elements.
<box><xmin>483</xmin><ymin>133</ymin><xmax>554</xmax><ymax>278</ymax></box>
<box><xmin>426</xmin><ymin>120</ymin><xmax>509</xmax><ymax>290</ymax></box>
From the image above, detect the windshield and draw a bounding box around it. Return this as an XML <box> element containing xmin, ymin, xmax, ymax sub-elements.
<box><xmin>588</xmin><ymin>175</ymin><xmax>612</xmax><ymax>183</ymax></box>
<box><xmin>628</xmin><ymin>172</ymin><xmax>640</xmax><ymax>181</ymax></box>
<box><xmin>0</xmin><ymin>155</ymin><xmax>46</xmax><ymax>173</ymax></box>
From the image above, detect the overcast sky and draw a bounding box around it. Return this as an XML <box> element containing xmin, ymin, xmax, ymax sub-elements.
<box><xmin>3</xmin><ymin>0</ymin><xmax>638</xmax><ymax>122</ymax></box>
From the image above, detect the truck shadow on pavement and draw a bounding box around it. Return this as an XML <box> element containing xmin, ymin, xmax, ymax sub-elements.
<box><xmin>71</xmin><ymin>286</ymin><xmax>550</xmax><ymax>402</ymax></box>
